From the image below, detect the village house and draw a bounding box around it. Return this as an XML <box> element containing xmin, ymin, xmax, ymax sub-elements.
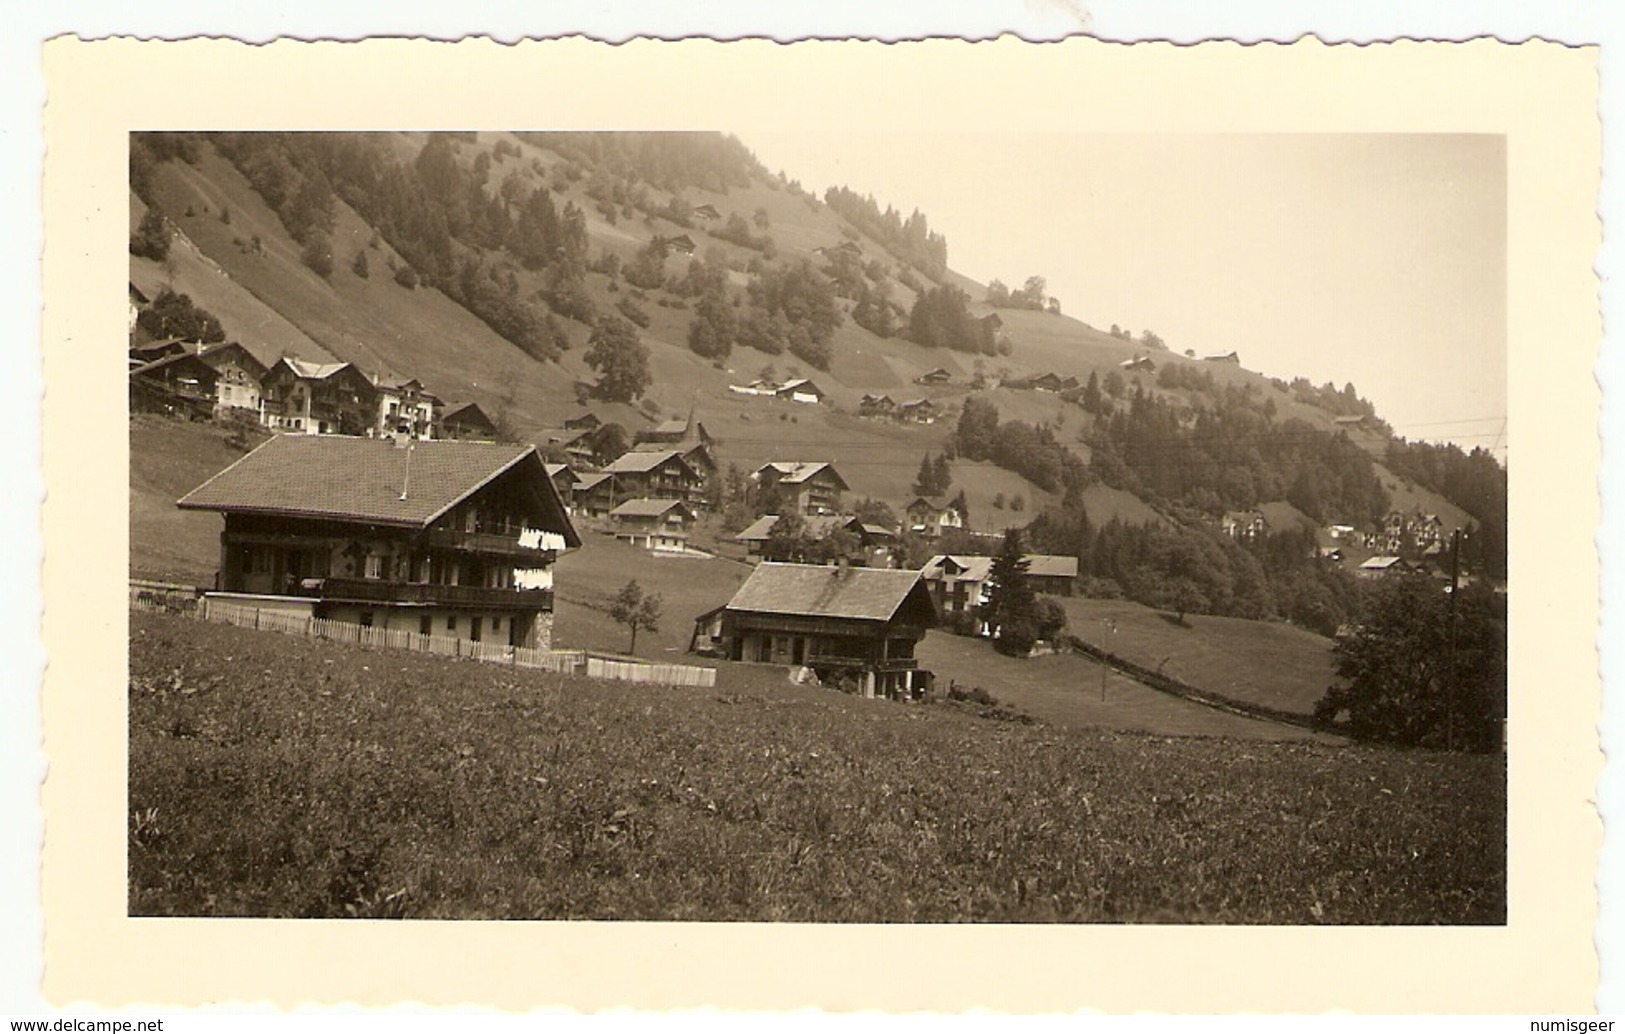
<box><xmin>259</xmin><ymin>358</ymin><xmax>378</xmax><ymax>436</ymax></box>
<box><xmin>656</xmin><ymin>234</ymin><xmax>697</xmax><ymax>256</ymax></box>
<box><xmin>547</xmin><ymin>427</ymin><xmax>600</xmax><ymax>467</ymax></box>
<box><xmin>543</xmin><ymin>463</ymin><xmax>578</xmax><ymax>514</ymax></box>
<box><xmin>693</xmin><ymin>563</ymin><xmax>938</xmax><ymax>700</ymax></box>
<box><xmin>1023</xmin><ymin>554</ymin><xmax>1080</xmax><ymax>597</ymax></box>
<box><xmin>905</xmin><ymin>496</ymin><xmax>965</xmax><ymax>539</ymax></box>
<box><xmin>130</xmin><ymin>351</ymin><xmax>218</xmax><ymax>420</ymax></box>
<box><xmin>734</xmin><ymin>513</ymin><xmax>892</xmax><ymax>566</ymax></box>
<box><xmin>176</xmin><ymin>436</ymin><xmax>580</xmax><ymax>649</ymax></box>
<box><xmin>634</xmin><ymin>414</ymin><xmax>713</xmax><ymax>447</ymax></box>
<box><xmin>603</xmin><ymin>449</ymin><xmax>705</xmax><ymax>506</ymax></box>
<box><xmin>192</xmin><ymin>342</ymin><xmax>269</xmax><ymax>417</ymax></box>
<box><xmin>633</xmin><ymin>438</ymin><xmax>716</xmax><ymax>482</ymax></box>
<box><xmin>776</xmin><ymin>378</ymin><xmax>828</xmax><ymax>405</ymax></box>
<box><xmin>440</xmin><ymin>401</ymin><xmax>499</xmax><ymax>441</ymax></box>
<box><xmin>1203</xmin><ymin>351</ymin><xmax>1242</xmax><ymax>365</ymax></box>
<box><xmin>915</xmin><ymin>367</ymin><xmax>952</xmax><ymax>386</ymax></box>
<box><xmin>920</xmin><ymin>554</ymin><xmax>994</xmax><ymax>631</ymax></box>
<box><xmin>1120</xmin><ymin>355</ymin><xmax>1156</xmax><ymax>373</ymax></box>
<box><xmin>858</xmin><ymin>393</ymin><xmax>897</xmax><ymax>419</ymax></box>
<box><xmin>896</xmin><ymin>398</ymin><xmax>938</xmax><ymax>424</ymax></box>
<box><xmin>572</xmin><ymin>472</ymin><xmax>616</xmax><ymax>518</ymax></box>
<box><xmin>608</xmin><ymin>498</ymin><xmax>697</xmax><ymax>552</ymax></box>
<box><xmin>563</xmin><ymin>412</ymin><xmax>602</xmax><ymax>432</ymax></box>
<box><xmin>691</xmin><ymin>203</ymin><xmax>721</xmax><ymax>221</ymax></box>
<box><xmin>754</xmin><ymin>461</ymin><xmax>848</xmax><ymax>516</ymax></box>
<box><xmin>1357</xmin><ymin>555</ymin><xmax>1413</xmax><ymax>579</ymax></box>
<box><xmin>372</xmin><ymin>375</ymin><xmax>439</xmax><ymax>440</ymax></box>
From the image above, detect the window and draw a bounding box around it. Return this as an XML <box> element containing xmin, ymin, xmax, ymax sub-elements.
<box><xmin>446</xmin><ymin>615</ymin><xmax>457</xmax><ymax>632</ymax></box>
<box><xmin>419</xmin><ymin>615</ymin><xmax>432</xmax><ymax>636</ymax></box>
<box><xmin>359</xmin><ymin>612</ymin><xmax>374</xmax><ymax>628</ymax></box>
<box><xmin>491</xmin><ymin>616</ymin><xmax>502</xmax><ymax>634</ymax></box>
<box><xmin>470</xmin><ymin>617</ymin><xmax>482</xmax><ymax>643</ymax></box>
<box><xmin>364</xmin><ymin>554</ymin><xmax>383</xmax><ymax>580</ymax></box>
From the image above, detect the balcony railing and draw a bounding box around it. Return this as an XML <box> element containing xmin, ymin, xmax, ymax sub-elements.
<box><xmin>421</xmin><ymin>529</ymin><xmax>558</xmax><ymax>560</ymax></box>
<box><xmin>805</xmin><ymin>653</ymin><xmax>917</xmax><ymax>673</ymax></box>
<box><xmin>315</xmin><ymin>577</ymin><xmax>553</xmax><ymax>610</ymax></box>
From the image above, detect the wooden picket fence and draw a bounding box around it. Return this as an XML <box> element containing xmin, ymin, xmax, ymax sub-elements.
<box><xmin>586</xmin><ymin>656</ymin><xmax>717</xmax><ymax>688</ymax></box>
<box><xmin>197</xmin><ymin>598</ymin><xmax>584</xmax><ymax>674</ymax></box>
<box><xmin>187</xmin><ymin>596</ymin><xmax>716</xmax><ymax>686</ymax></box>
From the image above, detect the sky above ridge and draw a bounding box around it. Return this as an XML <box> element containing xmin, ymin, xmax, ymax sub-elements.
<box><xmin>748</xmin><ymin>132</ymin><xmax>1507</xmax><ymax>460</ymax></box>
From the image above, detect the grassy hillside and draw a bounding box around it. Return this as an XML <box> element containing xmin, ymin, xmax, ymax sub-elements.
<box><xmin>1060</xmin><ymin>596</ymin><xmax>1341</xmax><ymax>717</ymax></box>
<box><xmin>129</xmin><ymin>414</ymin><xmax>267</xmax><ymax>584</ymax></box>
<box><xmin>129</xmin><ymin>610</ymin><xmax>1506</xmax><ymax>923</ymax></box>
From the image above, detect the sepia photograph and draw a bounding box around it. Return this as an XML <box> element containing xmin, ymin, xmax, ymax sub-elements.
<box><xmin>34</xmin><ymin>33</ymin><xmax>1602</xmax><ymax>1013</ymax></box>
<box><xmin>125</xmin><ymin>128</ymin><xmax>1508</xmax><ymax>924</ymax></box>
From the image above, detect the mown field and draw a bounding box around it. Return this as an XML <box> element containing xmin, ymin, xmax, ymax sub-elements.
<box><xmin>129</xmin><ymin>610</ymin><xmax>1506</xmax><ymax>923</ymax></box>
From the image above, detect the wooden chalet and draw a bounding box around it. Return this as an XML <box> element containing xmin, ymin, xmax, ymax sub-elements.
<box><xmin>1120</xmin><ymin>355</ymin><xmax>1156</xmax><ymax>372</ymax></box>
<box><xmin>572</xmin><ymin>472</ymin><xmax>616</xmax><ymax>518</ymax></box>
<box><xmin>905</xmin><ymin>496</ymin><xmax>965</xmax><ymax>538</ymax></box>
<box><xmin>858</xmin><ymin>393</ymin><xmax>897</xmax><ymax>418</ymax></box>
<box><xmin>734</xmin><ymin>513</ymin><xmax>882</xmax><ymax>563</ymax></box>
<box><xmin>896</xmin><ymin>398</ymin><xmax>938</xmax><ymax>424</ymax></box>
<box><xmin>260</xmin><ymin>358</ymin><xmax>377</xmax><ymax>436</ymax></box>
<box><xmin>634</xmin><ymin>415</ymin><xmax>713</xmax><ymax>446</ymax></box>
<box><xmin>1023</xmin><ymin>554</ymin><xmax>1079</xmax><ymax>596</ymax></box>
<box><xmin>920</xmin><ymin>554</ymin><xmax>994</xmax><ymax>629</ymax></box>
<box><xmin>754</xmin><ymin>461</ymin><xmax>848</xmax><ymax>516</ymax></box>
<box><xmin>608</xmin><ymin>498</ymin><xmax>696</xmax><ymax>551</ymax></box>
<box><xmin>563</xmin><ymin>412</ymin><xmax>602</xmax><ymax>432</ymax></box>
<box><xmin>130</xmin><ymin>352</ymin><xmax>218</xmax><ymax>420</ymax></box>
<box><xmin>371</xmin><ymin>375</ymin><xmax>439</xmax><ymax>440</ymax></box>
<box><xmin>177</xmin><ymin>436</ymin><xmax>581</xmax><ymax>649</ymax></box>
<box><xmin>775</xmin><ymin>378</ymin><xmax>827</xmax><ymax>405</ymax></box>
<box><xmin>543</xmin><ymin>463</ymin><xmax>578</xmax><ymax>514</ymax></box>
<box><xmin>440</xmin><ymin>401</ymin><xmax>499</xmax><ymax>441</ymax></box>
<box><xmin>1220</xmin><ymin>510</ymin><xmax>1268</xmax><ymax>543</ymax></box>
<box><xmin>915</xmin><ymin>367</ymin><xmax>952</xmax><ymax>385</ymax></box>
<box><xmin>697</xmin><ymin>563</ymin><xmax>938</xmax><ymax>699</ymax></box>
<box><xmin>691</xmin><ymin>203</ymin><xmax>721</xmax><ymax>220</ymax></box>
<box><xmin>603</xmin><ymin>449</ymin><xmax>704</xmax><ymax>506</ymax></box>
<box><xmin>1203</xmin><ymin>351</ymin><xmax>1241</xmax><ymax>364</ymax></box>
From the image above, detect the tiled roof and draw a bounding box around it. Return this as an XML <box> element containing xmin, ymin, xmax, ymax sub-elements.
<box><xmin>574</xmin><ymin>472</ymin><xmax>613</xmax><ymax>491</ymax></box>
<box><xmin>177</xmin><ymin>435</ymin><xmax>575</xmax><ymax>542</ymax></box>
<box><xmin>923</xmin><ymin>555</ymin><xmax>993</xmax><ymax>582</ymax></box>
<box><xmin>1023</xmin><ymin>554</ymin><xmax>1079</xmax><ymax>579</ymax></box>
<box><xmin>281</xmin><ymin>357</ymin><xmax>353</xmax><ymax>380</ymax></box>
<box><xmin>725</xmin><ymin>563</ymin><xmax>937</xmax><ymax>625</ymax></box>
<box><xmin>757</xmin><ymin>461</ymin><xmax>846</xmax><ymax>489</ymax></box>
<box><xmin>735</xmin><ymin>514</ymin><xmax>861</xmax><ymax>542</ymax></box>
<box><xmin>610</xmin><ymin>498</ymin><xmax>691</xmax><ymax>519</ymax></box>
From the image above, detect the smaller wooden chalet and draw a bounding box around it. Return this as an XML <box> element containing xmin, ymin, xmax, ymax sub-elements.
<box><xmin>634</xmin><ymin>415</ymin><xmax>713</xmax><ymax>446</ymax></box>
<box><xmin>1357</xmin><ymin>555</ymin><xmax>1412</xmax><ymax>579</ymax></box>
<box><xmin>698</xmin><ymin>563</ymin><xmax>938</xmax><ymax>699</ymax></box>
<box><xmin>735</xmin><ymin>513</ymin><xmax>881</xmax><ymax>563</ymax></box>
<box><xmin>572</xmin><ymin>472</ymin><xmax>616</xmax><ymax>518</ymax></box>
<box><xmin>543</xmin><ymin>463</ymin><xmax>578</xmax><ymax>514</ymax></box>
<box><xmin>1203</xmin><ymin>351</ymin><xmax>1241</xmax><ymax>365</ymax></box>
<box><xmin>260</xmin><ymin>358</ymin><xmax>378</xmax><ymax>436</ymax></box>
<box><xmin>896</xmin><ymin>398</ymin><xmax>937</xmax><ymax>424</ymax></box>
<box><xmin>608</xmin><ymin>498</ymin><xmax>696</xmax><ymax>551</ymax></box>
<box><xmin>1120</xmin><ymin>355</ymin><xmax>1156</xmax><ymax>372</ymax></box>
<box><xmin>177</xmin><ymin>436</ymin><xmax>581</xmax><ymax>649</ymax></box>
<box><xmin>130</xmin><ymin>352</ymin><xmax>218</xmax><ymax>420</ymax></box>
<box><xmin>905</xmin><ymin>496</ymin><xmax>965</xmax><ymax>538</ymax></box>
<box><xmin>195</xmin><ymin>342</ymin><xmax>269</xmax><ymax>417</ymax></box>
<box><xmin>858</xmin><ymin>394</ymin><xmax>897</xmax><ymax>418</ymax></box>
<box><xmin>440</xmin><ymin>402</ymin><xmax>499</xmax><ymax>441</ymax></box>
<box><xmin>656</xmin><ymin>234</ymin><xmax>697</xmax><ymax>256</ymax></box>
<box><xmin>1023</xmin><ymin>554</ymin><xmax>1079</xmax><ymax>596</ymax></box>
<box><xmin>754</xmin><ymin>461</ymin><xmax>848</xmax><ymax>516</ymax></box>
<box><xmin>547</xmin><ymin>427</ymin><xmax>599</xmax><ymax>466</ymax></box>
<box><xmin>776</xmin><ymin>378</ymin><xmax>827</xmax><ymax>405</ymax></box>
<box><xmin>915</xmin><ymin>367</ymin><xmax>952</xmax><ymax>386</ymax></box>
<box><xmin>563</xmin><ymin>412</ymin><xmax>602</xmax><ymax>432</ymax></box>
<box><xmin>129</xmin><ymin>340</ymin><xmax>194</xmax><ymax>365</ymax></box>
<box><xmin>691</xmin><ymin>203</ymin><xmax>721</xmax><ymax>221</ymax></box>
<box><xmin>633</xmin><ymin>439</ymin><xmax>716</xmax><ymax>480</ymax></box>
<box><xmin>1029</xmin><ymin>372</ymin><xmax>1066</xmax><ymax>393</ymax></box>
<box><xmin>603</xmin><ymin>449</ymin><xmax>704</xmax><ymax>506</ymax></box>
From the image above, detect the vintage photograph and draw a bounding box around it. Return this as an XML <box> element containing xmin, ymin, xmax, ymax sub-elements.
<box><xmin>125</xmin><ymin>128</ymin><xmax>1507</xmax><ymax>924</ymax></box>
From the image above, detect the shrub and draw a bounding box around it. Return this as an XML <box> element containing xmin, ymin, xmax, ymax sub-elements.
<box><xmin>301</xmin><ymin>234</ymin><xmax>335</xmax><ymax>279</ymax></box>
<box><xmin>394</xmin><ymin>265</ymin><xmax>419</xmax><ymax>290</ymax></box>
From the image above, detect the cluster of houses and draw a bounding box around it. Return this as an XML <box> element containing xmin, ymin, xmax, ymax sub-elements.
<box><xmin>1218</xmin><ymin>505</ymin><xmax>1464</xmax><ymax>581</ymax></box>
<box><xmin>857</xmin><ymin>394</ymin><xmax>939</xmax><ymax>424</ymax></box>
<box><xmin>726</xmin><ymin>376</ymin><xmax>829</xmax><ymax>405</ymax></box>
<box><xmin>129</xmin><ymin>338</ymin><xmax>500</xmax><ymax>444</ymax></box>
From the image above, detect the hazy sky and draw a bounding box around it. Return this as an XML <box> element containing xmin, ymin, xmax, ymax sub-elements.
<box><xmin>749</xmin><ymin>132</ymin><xmax>1507</xmax><ymax>459</ymax></box>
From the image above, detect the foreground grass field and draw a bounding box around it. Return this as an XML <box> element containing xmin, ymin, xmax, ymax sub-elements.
<box><xmin>129</xmin><ymin>611</ymin><xmax>1505</xmax><ymax>923</ymax></box>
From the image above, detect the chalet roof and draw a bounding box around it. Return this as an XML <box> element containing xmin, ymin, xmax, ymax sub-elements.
<box><xmin>756</xmin><ymin>461</ymin><xmax>848</xmax><ymax>489</ymax></box>
<box><xmin>1023</xmin><ymin>554</ymin><xmax>1079</xmax><ymax>579</ymax></box>
<box><xmin>603</xmin><ymin>449</ymin><xmax>698</xmax><ymax>477</ymax></box>
<box><xmin>647</xmin><ymin>419</ymin><xmax>689</xmax><ymax>436</ymax></box>
<box><xmin>609</xmin><ymin>498</ymin><xmax>694</xmax><ymax>519</ymax></box>
<box><xmin>543</xmin><ymin>462</ymin><xmax>577</xmax><ymax>485</ymax></box>
<box><xmin>278</xmin><ymin>357</ymin><xmax>354</xmax><ymax>381</ymax></box>
<box><xmin>443</xmin><ymin>401</ymin><xmax>495</xmax><ymax>426</ymax></box>
<box><xmin>906</xmin><ymin>496</ymin><xmax>947</xmax><ymax>512</ymax></box>
<box><xmin>777</xmin><ymin>378</ymin><xmax>825</xmax><ymax>396</ymax></box>
<box><xmin>574</xmin><ymin>472</ymin><xmax>613</xmax><ymax>492</ymax></box>
<box><xmin>194</xmin><ymin>342</ymin><xmax>270</xmax><ymax>378</ymax></box>
<box><xmin>735</xmin><ymin>513</ymin><xmax>863</xmax><ymax>543</ymax></box>
<box><xmin>922</xmin><ymin>555</ymin><xmax>993</xmax><ymax>582</ymax></box>
<box><xmin>898</xmin><ymin>398</ymin><xmax>935</xmax><ymax>410</ymax></box>
<box><xmin>725</xmin><ymin>563</ymin><xmax>938</xmax><ymax>626</ymax></box>
<box><xmin>129</xmin><ymin>351</ymin><xmax>216</xmax><ymax>380</ymax></box>
<box><xmin>1359</xmin><ymin>556</ymin><xmax>1406</xmax><ymax>571</ymax></box>
<box><xmin>177</xmin><ymin>435</ymin><xmax>580</xmax><ymax>547</ymax></box>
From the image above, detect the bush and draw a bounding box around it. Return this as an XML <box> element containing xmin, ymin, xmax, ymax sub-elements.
<box><xmin>351</xmin><ymin>249</ymin><xmax>370</xmax><ymax>279</ymax></box>
<box><xmin>616</xmin><ymin>297</ymin><xmax>651</xmax><ymax>329</ymax></box>
<box><xmin>394</xmin><ymin>265</ymin><xmax>419</xmax><ymax>290</ymax></box>
<box><xmin>301</xmin><ymin>234</ymin><xmax>335</xmax><ymax>279</ymax></box>
<box><xmin>130</xmin><ymin>208</ymin><xmax>171</xmax><ymax>261</ymax></box>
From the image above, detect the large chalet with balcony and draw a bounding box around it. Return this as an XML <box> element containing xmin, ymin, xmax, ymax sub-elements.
<box><xmin>695</xmin><ymin>563</ymin><xmax>938</xmax><ymax>699</ymax></box>
<box><xmin>259</xmin><ymin>358</ymin><xmax>378</xmax><ymax>436</ymax></box>
<box><xmin>177</xmin><ymin>435</ymin><xmax>580</xmax><ymax>649</ymax></box>
<box><xmin>754</xmin><ymin>461</ymin><xmax>848</xmax><ymax>516</ymax></box>
<box><xmin>603</xmin><ymin>449</ymin><xmax>705</xmax><ymax>506</ymax></box>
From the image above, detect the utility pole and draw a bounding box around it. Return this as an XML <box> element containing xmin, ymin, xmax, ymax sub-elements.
<box><xmin>1445</xmin><ymin>528</ymin><xmax>1462</xmax><ymax>751</ymax></box>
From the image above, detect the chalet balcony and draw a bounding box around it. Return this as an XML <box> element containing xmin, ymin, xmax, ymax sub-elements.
<box><xmin>421</xmin><ymin>528</ymin><xmax>559</xmax><ymax>561</ymax></box>
<box><xmin>315</xmin><ymin>577</ymin><xmax>553</xmax><ymax>610</ymax></box>
<box><xmin>805</xmin><ymin>653</ymin><xmax>918</xmax><ymax>673</ymax></box>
